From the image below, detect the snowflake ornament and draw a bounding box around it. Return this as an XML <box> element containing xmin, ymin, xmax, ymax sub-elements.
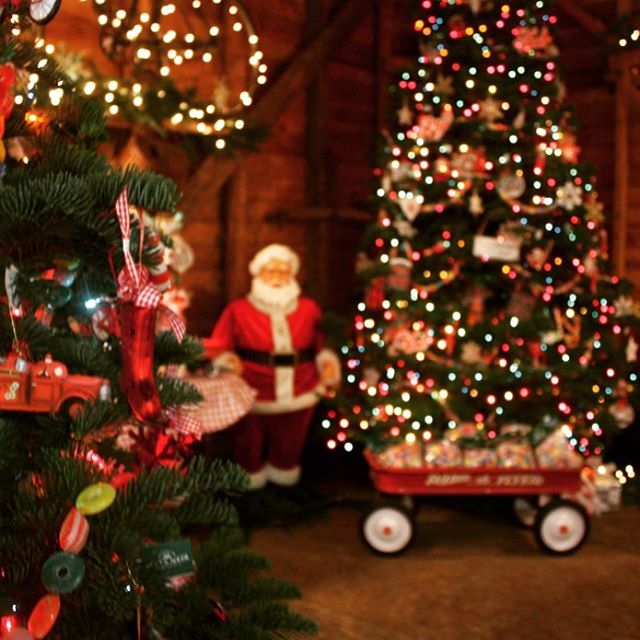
<box><xmin>584</xmin><ymin>194</ymin><xmax>605</xmax><ymax>223</ymax></box>
<box><xmin>434</xmin><ymin>74</ymin><xmax>455</xmax><ymax>96</ymax></box>
<box><xmin>478</xmin><ymin>97</ymin><xmax>504</xmax><ymax>124</ymax></box>
<box><xmin>556</xmin><ymin>181</ymin><xmax>583</xmax><ymax>211</ymax></box>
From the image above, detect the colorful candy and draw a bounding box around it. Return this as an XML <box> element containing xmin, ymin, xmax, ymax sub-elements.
<box><xmin>75</xmin><ymin>482</ymin><xmax>116</xmax><ymax>516</ymax></box>
<box><xmin>536</xmin><ymin>429</ymin><xmax>582</xmax><ymax>469</ymax></box>
<box><xmin>27</xmin><ymin>595</ymin><xmax>60</xmax><ymax>640</ymax></box>
<box><xmin>5</xmin><ymin>628</ymin><xmax>33</xmax><ymax>640</ymax></box>
<box><xmin>496</xmin><ymin>441</ymin><xmax>535</xmax><ymax>468</ymax></box>
<box><xmin>41</xmin><ymin>552</ymin><xmax>85</xmax><ymax>594</ymax></box>
<box><xmin>14</xmin><ymin>481</ymin><xmax>119</xmax><ymax>639</ymax></box>
<box><xmin>463</xmin><ymin>448</ymin><xmax>497</xmax><ymax>468</ymax></box>
<box><xmin>59</xmin><ymin>508</ymin><xmax>89</xmax><ymax>554</ymax></box>
<box><xmin>376</xmin><ymin>442</ymin><xmax>423</xmax><ymax>468</ymax></box>
<box><xmin>424</xmin><ymin>440</ymin><xmax>463</xmax><ymax>467</ymax></box>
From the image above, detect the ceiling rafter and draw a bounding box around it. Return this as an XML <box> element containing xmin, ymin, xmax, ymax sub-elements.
<box><xmin>181</xmin><ymin>0</ymin><xmax>376</xmax><ymax>210</ymax></box>
<box><xmin>556</xmin><ymin>0</ymin><xmax>607</xmax><ymax>35</ymax></box>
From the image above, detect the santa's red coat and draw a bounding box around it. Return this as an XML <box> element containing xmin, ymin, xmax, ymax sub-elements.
<box><xmin>205</xmin><ymin>296</ymin><xmax>325</xmax><ymax>413</ymax></box>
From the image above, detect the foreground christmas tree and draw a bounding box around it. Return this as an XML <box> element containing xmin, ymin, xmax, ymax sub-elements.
<box><xmin>0</xmin><ymin>27</ymin><xmax>315</xmax><ymax>640</ymax></box>
<box><xmin>326</xmin><ymin>0</ymin><xmax>639</xmax><ymax>466</ymax></box>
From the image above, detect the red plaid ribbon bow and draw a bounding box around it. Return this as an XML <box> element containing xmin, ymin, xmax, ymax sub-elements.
<box><xmin>166</xmin><ymin>406</ymin><xmax>203</xmax><ymax>438</ymax></box>
<box><xmin>115</xmin><ymin>187</ymin><xmax>186</xmax><ymax>343</ymax></box>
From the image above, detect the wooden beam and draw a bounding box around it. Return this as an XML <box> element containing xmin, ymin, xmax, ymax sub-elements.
<box><xmin>613</xmin><ymin>0</ymin><xmax>633</xmax><ymax>276</ymax></box>
<box><xmin>181</xmin><ymin>0</ymin><xmax>376</xmax><ymax>211</ymax></box>
<box><xmin>304</xmin><ymin>0</ymin><xmax>330</xmax><ymax>206</ymax></box>
<box><xmin>614</xmin><ymin>64</ymin><xmax>630</xmax><ymax>276</ymax></box>
<box><xmin>303</xmin><ymin>0</ymin><xmax>331</xmax><ymax>301</ymax></box>
<box><xmin>223</xmin><ymin>165</ymin><xmax>251</xmax><ymax>301</ymax></box>
<box><xmin>555</xmin><ymin>0</ymin><xmax>607</xmax><ymax>35</ymax></box>
<box><xmin>265</xmin><ymin>206</ymin><xmax>372</xmax><ymax>223</ymax></box>
<box><xmin>610</xmin><ymin>48</ymin><xmax>640</xmax><ymax>73</ymax></box>
<box><xmin>248</xmin><ymin>0</ymin><xmax>376</xmax><ymax>130</ymax></box>
<box><xmin>375</xmin><ymin>0</ymin><xmax>395</xmax><ymax>131</ymax></box>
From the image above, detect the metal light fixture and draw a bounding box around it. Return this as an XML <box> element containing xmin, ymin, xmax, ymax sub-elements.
<box><xmin>89</xmin><ymin>0</ymin><xmax>267</xmax><ymax>138</ymax></box>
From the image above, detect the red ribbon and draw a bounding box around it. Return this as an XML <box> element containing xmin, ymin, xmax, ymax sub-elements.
<box><xmin>114</xmin><ymin>187</ymin><xmax>186</xmax><ymax>343</ymax></box>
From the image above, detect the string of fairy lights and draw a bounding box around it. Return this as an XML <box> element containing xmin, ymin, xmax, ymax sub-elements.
<box><xmin>322</xmin><ymin>0</ymin><xmax>639</xmax><ymax>481</ymax></box>
<box><xmin>11</xmin><ymin>0</ymin><xmax>268</xmax><ymax>151</ymax></box>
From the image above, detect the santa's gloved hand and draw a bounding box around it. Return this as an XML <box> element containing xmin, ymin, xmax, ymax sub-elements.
<box><xmin>212</xmin><ymin>351</ymin><xmax>243</xmax><ymax>375</ymax></box>
<box><xmin>316</xmin><ymin>349</ymin><xmax>341</xmax><ymax>390</ymax></box>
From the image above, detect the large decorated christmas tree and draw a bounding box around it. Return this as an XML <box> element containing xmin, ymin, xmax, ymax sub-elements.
<box><xmin>326</xmin><ymin>0</ymin><xmax>639</xmax><ymax>466</ymax></box>
<box><xmin>0</xmin><ymin>22</ymin><xmax>314</xmax><ymax>640</ymax></box>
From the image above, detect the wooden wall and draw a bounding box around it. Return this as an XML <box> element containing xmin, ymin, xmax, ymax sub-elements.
<box><xmin>43</xmin><ymin>0</ymin><xmax>640</xmax><ymax>337</ymax></box>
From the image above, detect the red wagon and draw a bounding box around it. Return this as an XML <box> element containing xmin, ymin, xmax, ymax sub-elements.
<box><xmin>361</xmin><ymin>449</ymin><xmax>598</xmax><ymax>556</ymax></box>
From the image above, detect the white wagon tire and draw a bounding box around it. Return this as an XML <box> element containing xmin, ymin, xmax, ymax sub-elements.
<box><xmin>360</xmin><ymin>502</ymin><xmax>414</xmax><ymax>555</ymax></box>
<box><xmin>29</xmin><ymin>0</ymin><xmax>62</xmax><ymax>24</ymax></box>
<box><xmin>534</xmin><ymin>499</ymin><xmax>590</xmax><ymax>555</ymax></box>
<box><xmin>513</xmin><ymin>497</ymin><xmax>538</xmax><ymax>528</ymax></box>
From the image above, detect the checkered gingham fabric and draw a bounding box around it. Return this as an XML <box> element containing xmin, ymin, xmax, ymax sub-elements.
<box><xmin>182</xmin><ymin>373</ymin><xmax>257</xmax><ymax>433</ymax></box>
<box><xmin>115</xmin><ymin>186</ymin><xmax>140</xmax><ymax>290</ymax></box>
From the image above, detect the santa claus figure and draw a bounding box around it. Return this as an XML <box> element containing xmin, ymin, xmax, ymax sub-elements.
<box><xmin>205</xmin><ymin>244</ymin><xmax>341</xmax><ymax>489</ymax></box>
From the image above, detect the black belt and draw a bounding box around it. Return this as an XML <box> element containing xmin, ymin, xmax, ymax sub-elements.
<box><xmin>236</xmin><ymin>347</ymin><xmax>315</xmax><ymax>367</ymax></box>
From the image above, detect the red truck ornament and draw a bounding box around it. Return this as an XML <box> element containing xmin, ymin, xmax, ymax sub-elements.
<box><xmin>0</xmin><ymin>353</ymin><xmax>111</xmax><ymax>416</ymax></box>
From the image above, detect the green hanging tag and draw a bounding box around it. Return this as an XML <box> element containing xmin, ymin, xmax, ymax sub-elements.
<box><xmin>140</xmin><ymin>539</ymin><xmax>195</xmax><ymax>581</ymax></box>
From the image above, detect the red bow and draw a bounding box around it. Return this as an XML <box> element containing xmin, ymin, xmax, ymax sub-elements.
<box><xmin>165</xmin><ymin>406</ymin><xmax>203</xmax><ymax>438</ymax></box>
<box><xmin>115</xmin><ymin>187</ymin><xmax>186</xmax><ymax>343</ymax></box>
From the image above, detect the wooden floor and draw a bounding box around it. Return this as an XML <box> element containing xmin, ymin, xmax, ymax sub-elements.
<box><xmin>249</xmin><ymin>495</ymin><xmax>640</xmax><ymax>640</ymax></box>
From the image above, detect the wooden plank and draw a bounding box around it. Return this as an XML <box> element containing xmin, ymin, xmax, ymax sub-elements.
<box><xmin>556</xmin><ymin>0</ymin><xmax>607</xmax><ymax>34</ymax></box>
<box><xmin>305</xmin><ymin>0</ymin><xmax>330</xmax><ymax>206</ymax></box>
<box><xmin>182</xmin><ymin>0</ymin><xmax>377</xmax><ymax>207</ymax></box>
<box><xmin>243</xmin><ymin>154</ymin><xmax>307</xmax><ymax>201</ymax></box>
<box><xmin>224</xmin><ymin>166</ymin><xmax>251</xmax><ymax>301</ymax></box>
<box><xmin>612</xmin><ymin>0</ymin><xmax>634</xmax><ymax>276</ymax></box>
<box><xmin>265</xmin><ymin>206</ymin><xmax>371</xmax><ymax>223</ymax></box>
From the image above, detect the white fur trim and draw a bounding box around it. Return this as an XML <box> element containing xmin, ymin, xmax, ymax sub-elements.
<box><xmin>316</xmin><ymin>348</ymin><xmax>342</xmax><ymax>386</ymax></box>
<box><xmin>247</xmin><ymin>292</ymin><xmax>298</xmax><ymax>316</ymax></box>
<box><xmin>249</xmin><ymin>244</ymin><xmax>300</xmax><ymax>276</ymax></box>
<box><xmin>251</xmin><ymin>390</ymin><xmax>320</xmax><ymax>414</ymax></box>
<box><xmin>248</xmin><ymin>467</ymin><xmax>268</xmax><ymax>490</ymax></box>
<box><xmin>270</xmin><ymin>311</ymin><xmax>293</xmax><ymax>353</ymax></box>
<box><xmin>275</xmin><ymin>367</ymin><xmax>294</xmax><ymax>401</ymax></box>
<box><xmin>270</xmin><ymin>309</ymin><xmax>295</xmax><ymax>402</ymax></box>
<box><xmin>266</xmin><ymin>463</ymin><xmax>301</xmax><ymax>486</ymax></box>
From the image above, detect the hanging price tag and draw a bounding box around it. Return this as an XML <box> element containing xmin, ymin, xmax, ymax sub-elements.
<box><xmin>472</xmin><ymin>235</ymin><xmax>521</xmax><ymax>262</ymax></box>
<box><xmin>140</xmin><ymin>539</ymin><xmax>195</xmax><ymax>581</ymax></box>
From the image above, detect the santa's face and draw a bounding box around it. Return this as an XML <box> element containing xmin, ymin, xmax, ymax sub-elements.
<box><xmin>251</xmin><ymin>258</ymin><xmax>301</xmax><ymax>310</ymax></box>
<box><xmin>258</xmin><ymin>259</ymin><xmax>293</xmax><ymax>288</ymax></box>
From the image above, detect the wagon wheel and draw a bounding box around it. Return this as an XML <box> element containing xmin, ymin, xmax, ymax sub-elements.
<box><xmin>360</xmin><ymin>501</ymin><xmax>415</xmax><ymax>555</ymax></box>
<box><xmin>513</xmin><ymin>497</ymin><xmax>538</xmax><ymax>528</ymax></box>
<box><xmin>29</xmin><ymin>0</ymin><xmax>62</xmax><ymax>25</ymax></box>
<box><xmin>534</xmin><ymin>499</ymin><xmax>590</xmax><ymax>555</ymax></box>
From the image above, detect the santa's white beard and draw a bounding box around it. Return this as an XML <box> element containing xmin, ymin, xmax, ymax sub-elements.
<box><xmin>250</xmin><ymin>277</ymin><xmax>301</xmax><ymax>310</ymax></box>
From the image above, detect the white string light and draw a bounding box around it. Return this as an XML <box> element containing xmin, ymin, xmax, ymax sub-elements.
<box><xmin>11</xmin><ymin>1</ymin><xmax>267</xmax><ymax>150</ymax></box>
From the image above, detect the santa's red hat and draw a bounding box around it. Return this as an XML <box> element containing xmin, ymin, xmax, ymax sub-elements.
<box><xmin>249</xmin><ymin>244</ymin><xmax>300</xmax><ymax>277</ymax></box>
